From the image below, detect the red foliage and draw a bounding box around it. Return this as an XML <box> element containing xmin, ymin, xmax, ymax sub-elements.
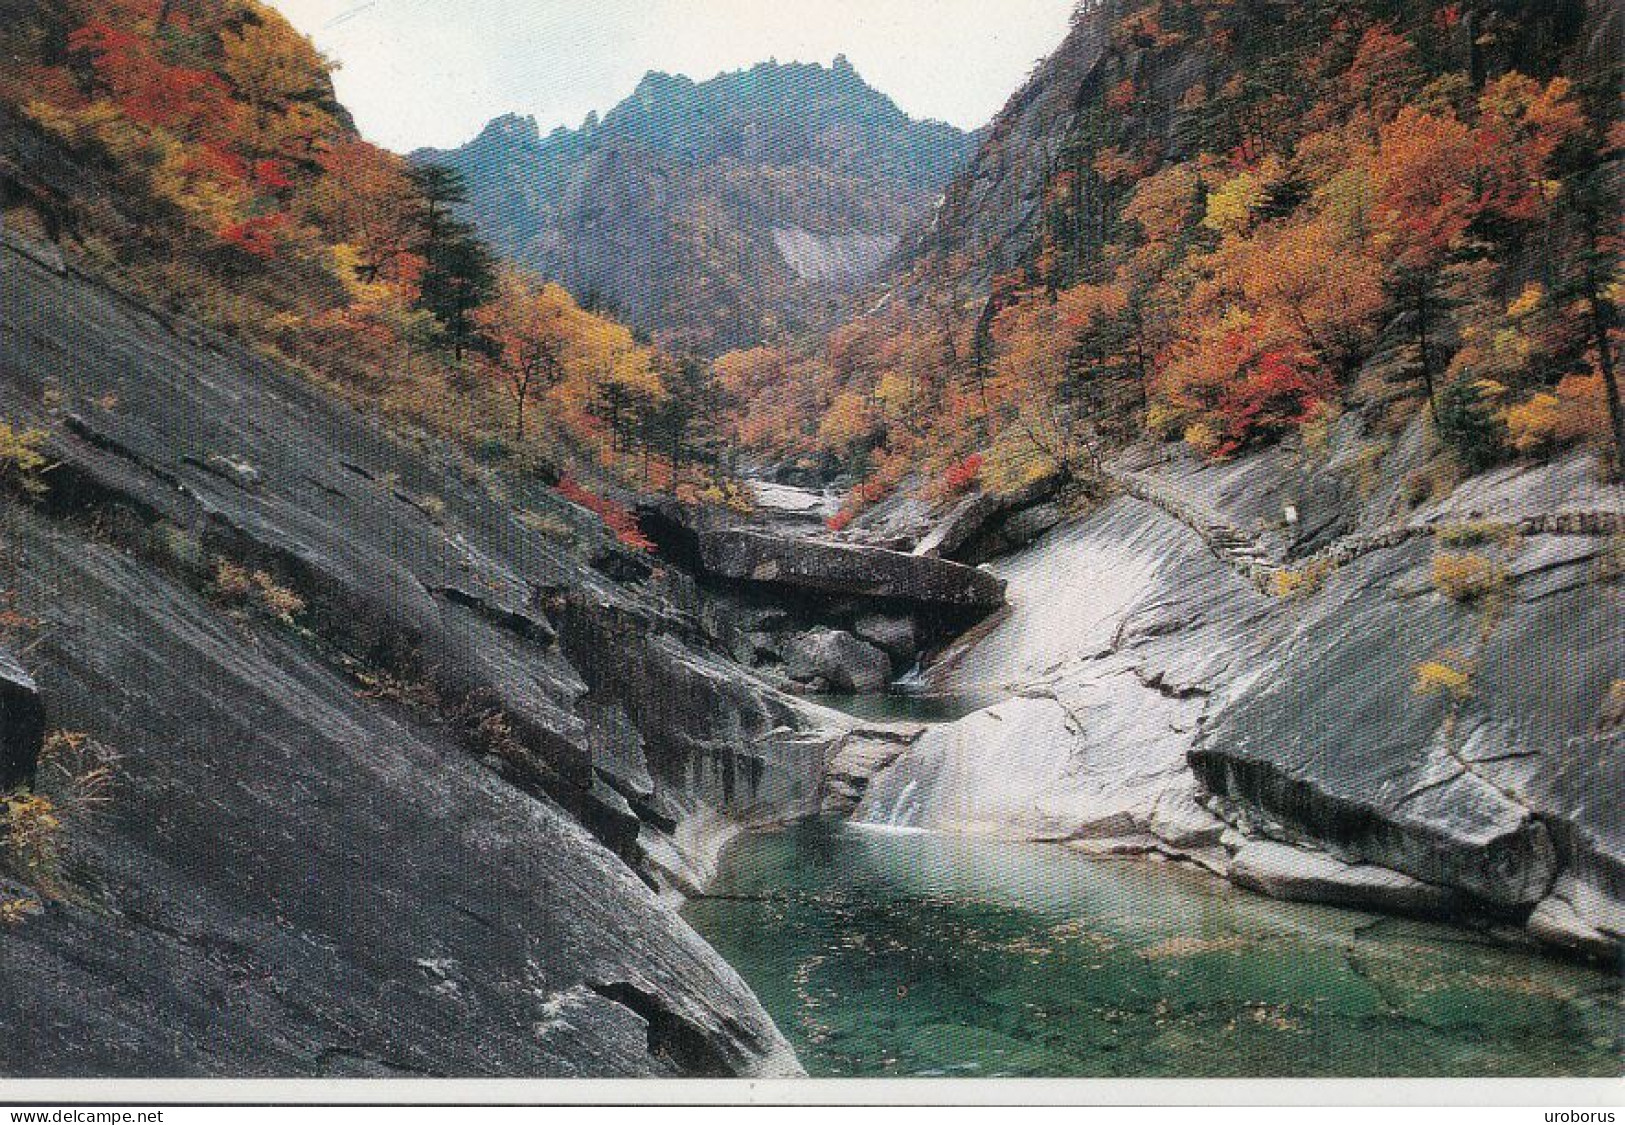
<box><xmin>187</xmin><ymin>142</ymin><xmax>249</xmax><ymax>185</ymax></box>
<box><xmin>253</xmin><ymin>159</ymin><xmax>293</xmax><ymax>191</ymax></box>
<box><xmin>556</xmin><ymin>477</ymin><xmax>653</xmax><ymax>551</ymax></box>
<box><xmin>219</xmin><ymin>211</ymin><xmax>289</xmax><ymax>259</ymax></box>
<box><xmin>70</xmin><ymin>22</ymin><xmax>229</xmax><ymax>132</ymax></box>
<box><xmin>825</xmin><ymin>509</ymin><xmax>854</xmax><ymax>533</ymax></box>
<box><xmin>1213</xmin><ymin>350</ymin><xmax>1335</xmax><ymax>456</ymax></box>
<box><xmin>853</xmin><ymin>478</ymin><xmax>890</xmax><ymax>506</ymax></box>
<box><xmin>940</xmin><ymin>453</ymin><xmax>983</xmax><ymax>496</ymax></box>
<box><xmin>1106</xmin><ymin>78</ymin><xmax>1137</xmax><ymax>113</ymax></box>
<box><xmin>125</xmin><ymin>65</ymin><xmax>229</xmax><ymax>130</ymax></box>
<box><xmin>67</xmin><ymin>21</ymin><xmax>145</xmax><ymax>68</ymax></box>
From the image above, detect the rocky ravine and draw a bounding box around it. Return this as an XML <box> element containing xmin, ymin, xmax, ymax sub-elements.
<box><xmin>0</xmin><ymin>221</ymin><xmax>1617</xmax><ymax>1083</ymax></box>
<box><xmin>0</xmin><ymin>232</ymin><xmax>893</xmax><ymax>1076</ymax></box>
<box><xmin>848</xmin><ymin>429</ymin><xmax>1624</xmax><ymax>963</ymax></box>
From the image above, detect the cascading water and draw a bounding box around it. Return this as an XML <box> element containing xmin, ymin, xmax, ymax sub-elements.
<box><xmin>890</xmin><ymin>660</ymin><xmax>926</xmax><ymax>692</ymax></box>
<box><xmin>874</xmin><ymin>777</ymin><xmax>921</xmax><ymax>830</ymax></box>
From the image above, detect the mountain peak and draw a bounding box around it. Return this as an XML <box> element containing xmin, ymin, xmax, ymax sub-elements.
<box><xmin>473</xmin><ymin>112</ymin><xmax>540</xmax><ymax>147</ymax></box>
<box><xmin>416</xmin><ymin>54</ymin><xmax>976</xmax><ymax>352</ymax></box>
<box><xmin>632</xmin><ymin>70</ymin><xmax>694</xmax><ymax>98</ymax></box>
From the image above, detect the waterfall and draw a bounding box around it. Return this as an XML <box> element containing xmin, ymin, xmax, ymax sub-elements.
<box><xmin>854</xmin><ymin>776</ymin><xmax>927</xmax><ymax>834</ymax></box>
<box><xmin>891</xmin><ymin>661</ymin><xmax>926</xmax><ymax>692</ymax></box>
<box><xmin>888</xmin><ymin>778</ymin><xmax>919</xmax><ymax>827</ymax></box>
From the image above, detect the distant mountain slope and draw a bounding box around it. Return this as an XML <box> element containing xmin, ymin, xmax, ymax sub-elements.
<box><xmin>415</xmin><ymin>57</ymin><xmax>975</xmax><ymax>354</ymax></box>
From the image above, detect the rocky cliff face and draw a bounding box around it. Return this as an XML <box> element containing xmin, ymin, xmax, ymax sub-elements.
<box><xmin>0</xmin><ymin>232</ymin><xmax>853</xmax><ymax>1075</ymax></box>
<box><xmin>899</xmin><ymin>3</ymin><xmax>1113</xmax><ymax>291</ymax></box>
<box><xmin>849</xmin><ymin>421</ymin><xmax>1624</xmax><ymax>961</ymax></box>
<box><xmin>415</xmin><ymin>58</ymin><xmax>974</xmax><ymax>353</ymax></box>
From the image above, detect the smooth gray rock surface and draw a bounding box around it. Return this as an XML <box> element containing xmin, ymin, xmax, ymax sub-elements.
<box><xmin>860</xmin><ymin>451</ymin><xmax>1623</xmax><ymax>955</ymax></box>
<box><xmin>1527</xmin><ymin>875</ymin><xmax>1623</xmax><ymax>960</ymax></box>
<box><xmin>1228</xmin><ymin>840</ymin><xmax>1457</xmax><ymax>914</ymax></box>
<box><xmin>0</xmin><ymin>238</ymin><xmax>818</xmax><ymax>1076</ymax></box>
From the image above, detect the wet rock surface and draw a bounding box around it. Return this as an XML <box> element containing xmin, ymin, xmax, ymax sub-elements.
<box><xmin>0</xmin><ymin>238</ymin><xmax>820</xmax><ymax>1076</ymax></box>
<box><xmin>819</xmin><ymin>726</ymin><xmax>922</xmax><ymax>817</ymax></box>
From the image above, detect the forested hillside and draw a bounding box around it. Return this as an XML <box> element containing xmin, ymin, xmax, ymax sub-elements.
<box><xmin>2</xmin><ymin>0</ymin><xmax>740</xmax><ymax>518</ymax></box>
<box><xmin>714</xmin><ymin>0</ymin><xmax>1622</xmax><ymax>527</ymax></box>
<box><xmin>418</xmin><ymin>58</ymin><xmax>974</xmax><ymax>356</ymax></box>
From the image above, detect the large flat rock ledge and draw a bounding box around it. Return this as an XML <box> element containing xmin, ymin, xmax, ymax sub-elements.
<box><xmin>696</xmin><ymin>529</ymin><xmax>1007</xmax><ymax>609</ymax></box>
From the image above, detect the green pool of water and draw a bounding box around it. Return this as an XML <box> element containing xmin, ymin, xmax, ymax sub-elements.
<box><xmin>682</xmin><ymin>819</ymin><xmax>1623</xmax><ymax>1078</ymax></box>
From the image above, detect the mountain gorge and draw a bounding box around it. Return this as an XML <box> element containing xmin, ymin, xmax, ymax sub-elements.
<box><xmin>417</xmin><ymin>57</ymin><xmax>975</xmax><ymax>354</ymax></box>
<box><xmin>0</xmin><ymin>0</ymin><xmax>1619</xmax><ymax>1084</ymax></box>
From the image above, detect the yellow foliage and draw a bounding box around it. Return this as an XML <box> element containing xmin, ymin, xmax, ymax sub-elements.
<box><xmin>1272</xmin><ymin>557</ymin><xmax>1336</xmax><ymax>600</ymax></box>
<box><xmin>1507</xmin><ymin>282</ymin><xmax>1546</xmax><ymax>320</ymax></box>
<box><xmin>1145</xmin><ymin>402</ymin><xmax>1190</xmax><ymax>441</ymax></box>
<box><xmin>0</xmin><ymin>421</ymin><xmax>49</xmax><ymax>496</ymax></box>
<box><xmin>1505</xmin><ymin>392</ymin><xmax>1561</xmax><ymax>455</ymax></box>
<box><xmin>981</xmin><ymin>425</ymin><xmax>1058</xmax><ymax>496</ymax></box>
<box><xmin>1203</xmin><ymin>170</ymin><xmax>1267</xmax><ymax>234</ymax></box>
<box><xmin>0</xmin><ymin>897</ymin><xmax>40</xmax><ymax>926</ymax></box>
<box><xmin>1414</xmin><ymin>659</ymin><xmax>1472</xmax><ymax>699</ymax></box>
<box><xmin>818</xmin><ymin>391</ymin><xmax>875</xmax><ymax>449</ymax></box>
<box><xmin>1430</xmin><ymin>552</ymin><xmax>1509</xmax><ymax>603</ymax></box>
<box><xmin>3</xmin><ymin>793</ymin><xmax>61</xmax><ymax>878</ymax></box>
<box><xmin>1182</xmin><ymin>421</ymin><xmax>1223</xmax><ymax>458</ymax></box>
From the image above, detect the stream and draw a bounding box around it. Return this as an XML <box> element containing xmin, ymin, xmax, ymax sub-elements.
<box><xmin>682</xmin><ymin>818</ymin><xmax>1623</xmax><ymax>1077</ymax></box>
<box><xmin>695</xmin><ymin>479</ymin><xmax>1624</xmax><ymax>1078</ymax></box>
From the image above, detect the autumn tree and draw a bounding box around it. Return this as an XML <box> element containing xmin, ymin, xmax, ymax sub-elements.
<box><xmin>475</xmin><ymin>272</ymin><xmax>579</xmax><ymax>440</ymax></box>
<box><xmin>309</xmin><ymin>141</ymin><xmax>423</xmax><ymax>287</ymax></box>
<box><xmin>217</xmin><ymin>14</ymin><xmax>338</xmax><ymax>165</ymax></box>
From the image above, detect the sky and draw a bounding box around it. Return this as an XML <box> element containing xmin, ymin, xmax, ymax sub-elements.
<box><xmin>265</xmin><ymin>0</ymin><xmax>1079</xmax><ymax>153</ymax></box>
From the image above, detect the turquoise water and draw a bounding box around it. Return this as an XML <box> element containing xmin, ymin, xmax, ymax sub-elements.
<box><xmin>682</xmin><ymin>819</ymin><xmax>1624</xmax><ymax>1077</ymax></box>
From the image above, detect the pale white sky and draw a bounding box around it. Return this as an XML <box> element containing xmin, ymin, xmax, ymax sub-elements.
<box><xmin>266</xmin><ymin>1</ymin><xmax>1079</xmax><ymax>152</ymax></box>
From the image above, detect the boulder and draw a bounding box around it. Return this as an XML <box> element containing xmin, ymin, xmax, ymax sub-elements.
<box><xmin>851</xmin><ymin>613</ymin><xmax>917</xmax><ymax>661</ymax></box>
<box><xmin>1001</xmin><ymin>502</ymin><xmax>1064</xmax><ymax>547</ymax></box>
<box><xmin>0</xmin><ymin>647</ymin><xmax>43</xmax><ymax>790</ymax></box>
<box><xmin>912</xmin><ymin>492</ymin><xmax>1001</xmax><ymax>560</ymax></box>
<box><xmin>697</xmin><ymin>529</ymin><xmax>1006</xmax><ymax>609</ymax></box>
<box><xmin>1525</xmin><ymin>875</ymin><xmax>1622</xmax><ymax>961</ymax></box>
<box><xmin>913</xmin><ymin>474</ymin><xmax>1062</xmax><ymax>561</ymax></box>
<box><xmin>785</xmin><ymin>629</ymin><xmax>893</xmax><ymax>694</ymax></box>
